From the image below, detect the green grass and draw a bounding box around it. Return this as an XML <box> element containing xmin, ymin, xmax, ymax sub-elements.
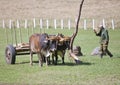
<box><xmin>0</xmin><ymin>28</ymin><xmax>120</xmax><ymax>85</ymax></box>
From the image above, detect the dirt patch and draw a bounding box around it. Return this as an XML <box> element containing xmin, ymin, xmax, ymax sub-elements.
<box><xmin>0</xmin><ymin>0</ymin><xmax>120</xmax><ymax>27</ymax></box>
<box><xmin>0</xmin><ymin>0</ymin><xmax>120</xmax><ymax>19</ymax></box>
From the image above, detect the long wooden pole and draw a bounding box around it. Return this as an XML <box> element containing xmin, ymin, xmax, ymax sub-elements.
<box><xmin>70</xmin><ymin>0</ymin><xmax>84</xmax><ymax>52</ymax></box>
<box><xmin>69</xmin><ymin>0</ymin><xmax>84</xmax><ymax>64</ymax></box>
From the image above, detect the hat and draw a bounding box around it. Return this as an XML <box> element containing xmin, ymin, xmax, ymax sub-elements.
<box><xmin>94</xmin><ymin>28</ymin><xmax>101</xmax><ymax>34</ymax></box>
<box><xmin>94</xmin><ymin>25</ymin><xmax>103</xmax><ymax>34</ymax></box>
<box><xmin>98</xmin><ymin>25</ymin><xmax>104</xmax><ymax>29</ymax></box>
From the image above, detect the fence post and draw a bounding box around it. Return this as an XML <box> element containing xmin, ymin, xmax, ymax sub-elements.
<box><xmin>75</xmin><ymin>18</ymin><xmax>77</xmax><ymax>27</ymax></box>
<box><xmin>46</xmin><ymin>19</ymin><xmax>49</xmax><ymax>29</ymax></box>
<box><xmin>9</xmin><ymin>20</ymin><xmax>13</xmax><ymax>44</ymax></box>
<box><xmin>3</xmin><ymin>20</ymin><xmax>8</xmax><ymax>44</ymax></box>
<box><xmin>54</xmin><ymin>19</ymin><xmax>57</xmax><ymax>29</ymax></box>
<box><xmin>17</xmin><ymin>20</ymin><xmax>20</xmax><ymax>29</ymax></box>
<box><xmin>39</xmin><ymin>19</ymin><xmax>42</xmax><ymax>33</ymax></box>
<box><xmin>68</xmin><ymin>19</ymin><xmax>71</xmax><ymax>30</ymax></box>
<box><xmin>92</xmin><ymin>19</ymin><xmax>95</xmax><ymax>29</ymax></box>
<box><xmin>102</xmin><ymin>18</ymin><xmax>105</xmax><ymax>28</ymax></box>
<box><xmin>61</xmin><ymin>19</ymin><xmax>63</xmax><ymax>29</ymax></box>
<box><xmin>40</xmin><ymin>19</ymin><xmax>43</xmax><ymax>29</ymax></box>
<box><xmin>111</xmin><ymin>19</ymin><xmax>115</xmax><ymax>30</ymax></box>
<box><xmin>9</xmin><ymin>20</ymin><xmax>12</xmax><ymax>29</ymax></box>
<box><xmin>33</xmin><ymin>18</ymin><xmax>36</xmax><ymax>28</ymax></box>
<box><xmin>25</xmin><ymin>19</ymin><xmax>28</xmax><ymax>29</ymax></box>
<box><xmin>75</xmin><ymin>18</ymin><xmax>77</xmax><ymax>24</ymax></box>
<box><xmin>25</xmin><ymin>19</ymin><xmax>29</xmax><ymax>39</ymax></box>
<box><xmin>2</xmin><ymin>20</ymin><xmax>5</xmax><ymax>29</ymax></box>
<box><xmin>32</xmin><ymin>18</ymin><xmax>36</xmax><ymax>34</ymax></box>
<box><xmin>84</xmin><ymin>19</ymin><xmax>87</xmax><ymax>30</ymax></box>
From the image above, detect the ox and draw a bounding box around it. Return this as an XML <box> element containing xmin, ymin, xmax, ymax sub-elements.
<box><xmin>29</xmin><ymin>33</ymin><xmax>57</xmax><ymax>67</ymax></box>
<box><xmin>51</xmin><ymin>34</ymin><xmax>71</xmax><ymax>65</ymax></box>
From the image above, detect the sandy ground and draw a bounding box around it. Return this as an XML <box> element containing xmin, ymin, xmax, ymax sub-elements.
<box><xmin>0</xmin><ymin>0</ymin><xmax>120</xmax><ymax>27</ymax></box>
<box><xmin>0</xmin><ymin>0</ymin><xmax>120</xmax><ymax>19</ymax></box>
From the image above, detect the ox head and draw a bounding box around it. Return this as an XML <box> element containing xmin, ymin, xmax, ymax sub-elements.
<box><xmin>58</xmin><ymin>35</ymin><xmax>71</xmax><ymax>50</ymax></box>
<box><xmin>47</xmin><ymin>36</ymin><xmax>59</xmax><ymax>52</ymax></box>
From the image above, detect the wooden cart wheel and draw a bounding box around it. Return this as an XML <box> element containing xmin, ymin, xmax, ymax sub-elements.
<box><xmin>5</xmin><ymin>45</ymin><xmax>16</xmax><ymax>64</ymax></box>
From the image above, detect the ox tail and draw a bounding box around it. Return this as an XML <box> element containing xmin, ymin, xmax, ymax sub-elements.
<box><xmin>69</xmin><ymin>50</ymin><xmax>81</xmax><ymax>64</ymax></box>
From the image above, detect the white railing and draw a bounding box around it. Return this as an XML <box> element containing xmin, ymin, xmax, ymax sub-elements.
<box><xmin>1</xmin><ymin>18</ymin><xmax>116</xmax><ymax>30</ymax></box>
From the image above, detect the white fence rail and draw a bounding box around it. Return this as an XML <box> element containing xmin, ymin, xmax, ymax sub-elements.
<box><xmin>1</xmin><ymin>18</ymin><xmax>116</xmax><ymax>30</ymax></box>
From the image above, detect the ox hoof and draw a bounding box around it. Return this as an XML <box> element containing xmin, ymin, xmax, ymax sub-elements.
<box><xmin>30</xmin><ymin>63</ymin><xmax>33</xmax><ymax>66</ymax></box>
<box><xmin>39</xmin><ymin>64</ymin><xmax>43</xmax><ymax>67</ymax></box>
<box><xmin>75</xmin><ymin>60</ymin><xmax>81</xmax><ymax>64</ymax></box>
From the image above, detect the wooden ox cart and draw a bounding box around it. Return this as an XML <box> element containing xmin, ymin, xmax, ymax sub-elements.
<box><xmin>4</xmin><ymin>21</ymin><xmax>32</xmax><ymax>64</ymax></box>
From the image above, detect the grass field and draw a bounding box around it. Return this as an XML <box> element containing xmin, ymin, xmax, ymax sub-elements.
<box><xmin>0</xmin><ymin>28</ymin><xmax>120</xmax><ymax>85</ymax></box>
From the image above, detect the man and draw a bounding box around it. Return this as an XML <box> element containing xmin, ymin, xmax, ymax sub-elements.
<box><xmin>94</xmin><ymin>25</ymin><xmax>113</xmax><ymax>58</ymax></box>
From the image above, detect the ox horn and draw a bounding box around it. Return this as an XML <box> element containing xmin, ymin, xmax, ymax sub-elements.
<box><xmin>59</xmin><ymin>37</ymin><xmax>71</xmax><ymax>42</ymax></box>
<box><xmin>63</xmin><ymin>36</ymin><xmax>71</xmax><ymax>41</ymax></box>
<box><xmin>59</xmin><ymin>38</ymin><xmax>64</xmax><ymax>42</ymax></box>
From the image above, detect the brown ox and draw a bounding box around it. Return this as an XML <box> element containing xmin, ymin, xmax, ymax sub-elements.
<box><xmin>29</xmin><ymin>33</ymin><xmax>57</xmax><ymax>67</ymax></box>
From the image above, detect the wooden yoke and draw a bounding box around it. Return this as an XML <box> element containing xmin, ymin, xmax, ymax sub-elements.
<box><xmin>69</xmin><ymin>0</ymin><xmax>85</xmax><ymax>63</ymax></box>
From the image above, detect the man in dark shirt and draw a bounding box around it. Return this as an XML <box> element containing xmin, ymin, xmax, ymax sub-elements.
<box><xmin>94</xmin><ymin>25</ymin><xmax>113</xmax><ymax>58</ymax></box>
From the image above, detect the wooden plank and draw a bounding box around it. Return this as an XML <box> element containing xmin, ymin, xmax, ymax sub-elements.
<box><xmin>15</xmin><ymin>43</ymin><xmax>30</xmax><ymax>52</ymax></box>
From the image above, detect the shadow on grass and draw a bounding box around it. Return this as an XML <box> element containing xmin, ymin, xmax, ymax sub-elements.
<box><xmin>16</xmin><ymin>61</ymin><xmax>38</xmax><ymax>64</ymax></box>
<box><xmin>55</xmin><ymin>61</ymin><xmax>93</xmax><ymax>66</ymax></box>
<box><xmin>16</xmin><ymin>60</ymin><xmax>93</xmax><ymax>66</ymax></box>
<box><xmin>116</xmin><ymin>56</ymin><xmax>120</xmax><ymax>58</ymax></box>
